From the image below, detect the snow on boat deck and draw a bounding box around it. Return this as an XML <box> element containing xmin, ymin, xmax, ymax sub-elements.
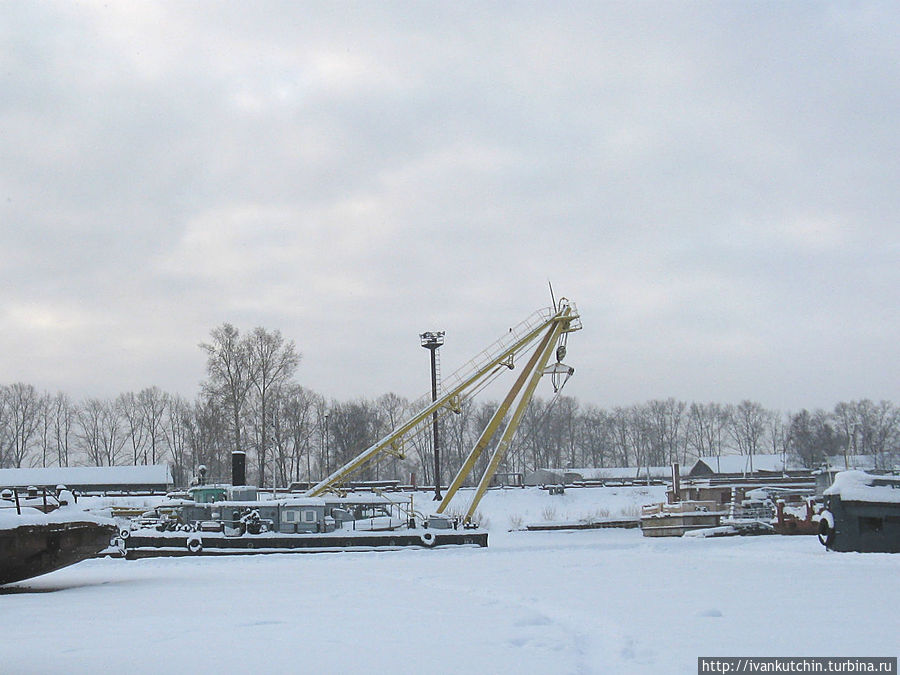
<box><xmin>1</xmin><ymin>487</ymin><xmax>897</xmax><ymax>674</ymax></box>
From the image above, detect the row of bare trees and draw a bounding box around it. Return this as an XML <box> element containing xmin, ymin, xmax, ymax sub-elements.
<box><xmin>2</xmin><ymin>325</ymin><xmax>898</xmax><ymax>486</ymax></box>
<box><xmin>503</xmin><ymin>398</ymin><xmax>899</xmax><ymax>475</ymax></box>
<box><xmin>0</xmin><ymin>383</ymin><xmax>182</xmax><ymax>474</ymax></box>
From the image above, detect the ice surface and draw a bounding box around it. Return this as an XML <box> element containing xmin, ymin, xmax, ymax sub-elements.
<box><xmin>1</xmin><ymin>485</ymin><xmax>897</xmax><ymax>674</ymax></box>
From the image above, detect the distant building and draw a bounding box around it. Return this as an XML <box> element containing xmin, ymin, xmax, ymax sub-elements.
<box><xmin>0</xmin><ymin>465</ymin><xmax>173</xmax><ymax>493</ymax></box>
<box><xmin>575</xmin><ymin>466</ymin><xmax>672</xmax><ymax>482</ymax></box>
<box><xmin>523</xmin><ymin>466</ymin><xmax>669</xmax><ymax>486</ymax></box>
<box><xmin>688</xmin><ymin>455</ymin><xmax>804</xmax><ymax>477</ymax></box>
<box><xmin>523</xmin><ymin>469</ymin><xmax>566</xmax><ymax>486</ymax></box>
<box><xmin>815</xmin><ymin>455</ymin><xmax>899</xmax><ymax>495</ymax></box>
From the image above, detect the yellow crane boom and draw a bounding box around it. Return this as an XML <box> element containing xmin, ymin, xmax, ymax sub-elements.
<box><xmin>304</xmin><ymin>300</ymin><xmax>581</xmax><ymax>520</ymax></box>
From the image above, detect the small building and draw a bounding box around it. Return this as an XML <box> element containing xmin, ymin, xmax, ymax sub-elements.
<box><xmin>819</xmin><ymin>471</ymin><xmax>900</xmax><ymax>553</ymax></box>
<box><xmin>640</xmin><ymin>500</ymin><xmax>727</xmax><ymax>537</ymax></box>
<box><xmin>675</xmin><ymin>483</ymin><xmax>739</xmax><ymax>507</ymax></box>
<box><xmin>814</xmin><ymin>455</ymin><xmax>896</xmax><ymax>495</ymax></box>
<box><xmin>489</xmin><ymin>472</ymin><xmax>523</xmax><ymax>487</ymax></box>
<box><xmin>0</xmin><ymin>465</ymin><xmax>173</xmax><ymax>494</ymax></box>
<box><xmin>523</xmin><ymin>469</ymin><xmax>566</xmax><ymax>486</ymax></box>
<box><xmin>576</xmin><ymin>466</ymin><xmax>671</xmax><ymax>484</ymax></box>
<box><xmin>279</xmin><ymin>499</ymin><xmax>328</xmax><ymax>533</ymax></box>
<box><xmin>688</xmin><ymin>455</ymin><xmax>804</xmax><ymax>478</ymax></box>
<box><xmin>523</xmin><ymin>466</ymin><xmax>669</xmax><ymax>487</ymax></box>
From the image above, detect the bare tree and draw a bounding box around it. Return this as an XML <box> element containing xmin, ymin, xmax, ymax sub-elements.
<box><xmin>376</xmin><ymin>392</ymin><xmax>412</xmax><ymax>482</ymax></box>
<box><xmin>646</xmin><ymin>398</ymin><xmax>687</xmax><ymax>466</ymax></box>
<box><xmin>139</xmin><ymin>387</ymin><xmax>169</xmax><ymax>464</ymax></box>
<box><xmin>118</xmin><ymin>392</ymin><xmax>146</xmax><ymax>465</ymax></box>
<box><xmin>609</xmin><ymin>407</ymin><xmax>632</xmax><ymax>468</ymax></box>
<box><xmin>315</xmin><ymin>397</ymin><xmax>330</xmax><ymax>480</ymax></box>
<box><xmin>629</xmin><ymin>405</ymin><xmax>654</xmax><ymax>475</ymax></box>
<box><xmin>0</xmin><ymin>386</ymin><xmax>8</xmax><ymax>467</ymax></box>
<box><xmin>164</xmin><ymin>395</ymin><xmax>190</xmax><ymax>486</ymax></box>
<box><xmin>77</xmin><ymin>398</ymin><xmax>106</xmax><ymax>467</ymax></box>
<box><xmin>245</xmin><ymin>327</ymin><xmax>300</xmax><ymax>486</ymax></box>
<box><xmin>328</xmin><ymin>399</ymin><xmax>380</xmax><ymax>481</ymax></box>
<box><xmin>51</xmin><ymin>392</ymin><xmax>76</xmax><ymax>467</ymax></box>
<box><xmin>846</xmin><ymin>400</ymin><xmax>900</xmax><ymax>470</ymax></box>
<box><xmin>200</xmin><ymin>323</ymin><xmax>252</xmax><ymax>460</ymax></box>
<box><xmin>37</xmin><ymin>392</ymin><xmax>53</xmax><ymax>467</ymax></box>
<box><xmin>99</xmin><ymin>399</ymin><xmax>126</xmax><ymax>466</ymax></box>
<box><xmin>269</xmin><ymin>385</ymin><xmax>319</xmax><ymax>486</ymax></box>
<box><xmin>768</xmin><ymin>411</ymin><xmax>789</xmax><ymax>467</ymax></box>
<box><xmin>183</xmin><ymin>396</ymin><xmax>229</xmax><ymax>483</ymax></box>
<box><xmin>729</xmin><ymin>400</ymin><xmax>770</xmax><ymax>471</ymax></box>
<box><xmin>3</xmin><ymin>383</ymin><xmax>42</xmax><ymax>468</ymax></box>
<box><xmin>686</xmin><ymin>402</ymin><xmax>730</xmax><ymax>465</ymax></box>
<box><xmin>518</xmin><ymin>398</ymin><xmax>551</xmax><ymax>471</ymax></box>
<box><xmin>578</xmin><ymin>405</ymin><xmax>612</xmax><ymax>468</ymax></box>
<box><xmin>555</xmin><ymin>396</ymin><xmax>581</xmax><ymax>469</ymax></box>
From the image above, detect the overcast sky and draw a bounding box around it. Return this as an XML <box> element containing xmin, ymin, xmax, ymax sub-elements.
<box><xmin>1</xmin><ymin>1</ymin><xmax>897</xmax><ymax>411</ymax></box>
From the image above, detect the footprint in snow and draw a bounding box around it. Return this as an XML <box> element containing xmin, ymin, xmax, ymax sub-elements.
<box><xmin>513</xmin><ymin>612</ymin><xmax>553</xmax><ymax>627</ymax></box>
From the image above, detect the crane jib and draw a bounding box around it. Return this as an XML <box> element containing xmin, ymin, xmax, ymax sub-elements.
<box><xmin>305</xmin><ymin>300</ymin><xmax>581</xmax><ymax>520</ymax></box>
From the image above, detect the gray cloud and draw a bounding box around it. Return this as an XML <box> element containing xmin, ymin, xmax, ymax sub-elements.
<box><xmin>1</xmin><ymin>1</ymin><xmax>897</xmax><ymax>410</ymax></box>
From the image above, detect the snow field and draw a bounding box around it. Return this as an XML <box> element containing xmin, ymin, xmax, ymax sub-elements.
<box><xmin>1</xmin><ymin>486</ymin><xmax>897</xmax><ymax>674</ymax></box>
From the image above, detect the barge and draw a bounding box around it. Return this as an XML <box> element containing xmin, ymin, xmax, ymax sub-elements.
<box><xmin>1</xmin><ymin>488</ymin><xmax>117</xmax><ymax>584</ymax></box>
<box><xmin>124</xmin><ymin>529</ymin><xmax>486</xmax><ymax>558</ymax></box>
<box><xmin>121</xmin><ymin>484</ymin><xmax>487</xmax><ymax>558</ymax></box>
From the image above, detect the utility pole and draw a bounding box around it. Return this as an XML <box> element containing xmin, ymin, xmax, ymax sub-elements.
<box><xmin>420</xmin><ymin>331</ymin><xmax>444</xmax><ymax>500</ymax></box>
<box><xmin>323</xmin><ymin>412</ymin><xmax>330</xmax><ymax>478</ymax></box>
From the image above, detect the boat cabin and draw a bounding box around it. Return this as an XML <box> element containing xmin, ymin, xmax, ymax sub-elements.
<box><xmin>820</xmin><ymin>471</ymin><xmax>900</xmax><ymax>553</ymax></box>
<box><xmin>155</xmin><ymin>488</ymin><xmax>407</xmax><ymax>536</ymax></box>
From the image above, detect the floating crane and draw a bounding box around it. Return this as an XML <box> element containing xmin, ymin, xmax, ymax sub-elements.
<box><xmin>304</xmin><ymin>299</ymin><xmax>581</xmax><ymax>523</ymax></box>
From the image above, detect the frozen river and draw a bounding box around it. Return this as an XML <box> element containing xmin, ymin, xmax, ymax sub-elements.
<box><xmin>2</xmin><ymin>524</ymin><xmax>897</xmax><ymax>674</ymax></box>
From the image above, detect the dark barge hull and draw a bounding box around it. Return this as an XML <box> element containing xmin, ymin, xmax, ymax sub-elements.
<box><xmin>820</xmin><ymin>497</ymin><xmax>900</xmax><ymax>553</ymax></box>
<box><xmin>526</xmin><ymin>518</ymin><xmax>640</xmax><ymax>531</ymax></box>
<box><xmin>1</xmin><ymin>521</ymin><xmax>118</xmax><ymax>585</ymax></box>
<box><xmin>125</xmin><ymin>530</ymin><xmax>488</xmax><ymax>559</ymax></box>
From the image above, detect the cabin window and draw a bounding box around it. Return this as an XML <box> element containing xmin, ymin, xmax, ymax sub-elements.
<box><xmin>859</xmin><ymin>516</ymin><xmax>883</xmax><ymax>534</ymax></box>
<box><xmin>302</xmin><ymin>509</ymin><xmax>317</xmax><ymax>524</ymax></box>
<box><xmin>283</xmin><ymin>510</ymin><xmax>297</xmax><ymax>523</ymax></box>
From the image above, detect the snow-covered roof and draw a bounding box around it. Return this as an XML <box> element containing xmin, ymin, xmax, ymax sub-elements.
<box><xmin>325</xmin><ymin>494</ymin><xmax>396</xmax><ymax>505</ymax></box>
<box><xmin>690</xmin><ymin>455</ymin><xmax>798</xmax><ymax>475</ymax></box>
<box><xmin>0</xmin><ymin>465</ymin><xmax>173</xmax><ymax>488</ymax></box>
<box><xmin>824</xmin><ymin>470</ymin><xmax>900</xmax><ymax>504</ymax></box>
<box><xmin>819</xmin><ymin>455</ymin><xmax>884</xmax><ymax>471</ymax></box>
<box><xmin>280</xmin><ymin>497</ymin><xmax>327</xmax><ymax>507</ymax></box>
<box><xmin>571</xmin><ymin>466</ymin><xmax>672</xmax><ymax>480</ymax></box>
<box><xmin>525</xmin><ymin>466</ymin><xmax>670</xmax><ymax>482</ymax></box>
<box><xmin>0</xmin><ymin>503</ymin><xmax>116</xmax><ymax>531</ymax></box>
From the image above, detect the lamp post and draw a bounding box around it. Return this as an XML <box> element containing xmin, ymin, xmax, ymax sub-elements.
<box><xmin>845</xmin><ymin>421</ymin><xmax>857</xmax><ymax>470</ymax></box>
<box><xmin>323</xmin><ymin>412</ymin><xmax>330</xmax><ymax>478</ymax></box>
<box><xmin>420</xmin><ymin>331</ymin><xmax>444</xmax><ymax>500</ymax></box>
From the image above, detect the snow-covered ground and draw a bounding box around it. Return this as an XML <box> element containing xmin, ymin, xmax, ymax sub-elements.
<box><xmin>2</xmin><ymin>486</ymin><xmax>897</xmax><ymax>674</ymax></box>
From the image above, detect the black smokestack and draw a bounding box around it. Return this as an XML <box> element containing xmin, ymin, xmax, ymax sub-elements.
<box><xmin>232</xmin><ymin>451</ymin><xmax>246</xmax><ymax>486</ymax></box>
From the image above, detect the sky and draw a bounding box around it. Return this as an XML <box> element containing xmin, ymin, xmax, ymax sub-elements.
<box><xmin>1</xmin><ymin>1</ymin><xmax>898</xmax><ymax>412</ymax></box>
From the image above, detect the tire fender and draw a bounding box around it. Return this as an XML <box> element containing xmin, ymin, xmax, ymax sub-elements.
<box><xmin>817</xmin><ymin>511</ymin><xmax>835</xmax><ymax>548</ymax></box>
